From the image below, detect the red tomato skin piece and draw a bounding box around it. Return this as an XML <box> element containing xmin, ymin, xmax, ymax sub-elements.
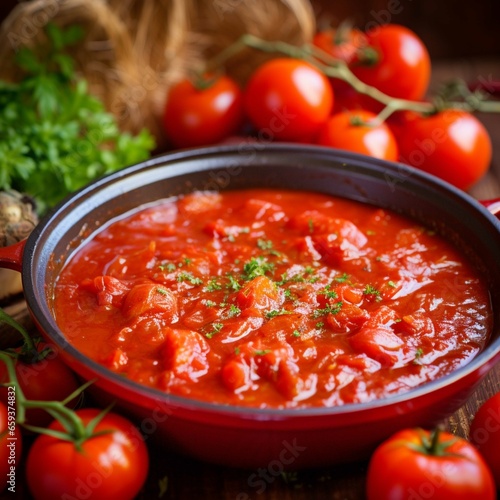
<box><xmin>366</xmin><ymin>428</ymin><xmax>496</xmax><ymax>500</ymax></box>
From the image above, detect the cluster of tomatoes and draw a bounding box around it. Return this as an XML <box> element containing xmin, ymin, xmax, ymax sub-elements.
<box><xmin>163</xmin><ymin>23</ymin><xmax>493</xmax><ymax>191</ymax></box>
<box><xmin>0</xmin><ymin>337</ymin><xmax>148</xmax><ymax>500</ymax></box>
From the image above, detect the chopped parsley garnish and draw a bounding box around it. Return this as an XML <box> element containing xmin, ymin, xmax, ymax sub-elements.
<box><xmin>388</xmin><ymin>280</ymin><xmax>397</xmax><ymax>288</ymax></box>
<box><xmin>334</xmin><ymin>273</ymin><xmax>350</xmax><ymax>283</ymax></box>
<box><xmin>257</xmin><ymin>239</ymin><xmax>273</xmax><ymax>250</ymax></box>
<box><xmin>204</xmin><ymin>299</ymin><xmax>217</xmax><ymax>307</ymax></box>
<box><xmin>226</xmin><ymin>274</ymin><xmax>242</xmax><ymax>291</ymax></box>
<box><xmin>159</xmin><ymin>262</ymin><xmax>177</xmax><ymax>273</ymax></box>
<box><xmin>204</xmin><ymin>278</ymin><xmax>222</xmax><ymax>292</ymax></box>
<box><xmin>312</xmin><ymin>302</ymin><xmax>343</xmax><ymax>318</ymax></box>
<box><xmin>254</xmin><ymin>349</ymin><xmax>271</xmax><ymax>356</ymax></box>
<box><xmin>292</xmin><ymin>330</ymin><xmax>301</xmax><ymax>337</ymax></box>
<box><xmin>224</xmin><ymin>304</ymin><xmax>241</xmax><ymax>319</ymax></box>
<box><xmin>364</xmin><ymin>284</ymin><xmax>382</xmax><ymax>301</ymax></box>
<box><xmin>242</xmin><ymin>257</ymin><xmax>275</xmax><ymax>280</ymax></box>
<box><xmin>265</xmin><ymin>309</ymin><xmax>292</xmax><ymax>320</ymax></box>
<box><xmin>205</xmin><ymin>323</ymin><xmax>223</xmax><ymax>339</ymax></box>
<box><xmin>177</xmin><ymin>272</ymin><xmax>203</xmax><ymax>286</ymax></box>
<box><xmin>318</xmin><ymin>284</ymin><xmax>338</xmax><ymax>299</ymax></box>
<box><xmin>156</xmin><ymin>287</ymin><xmax>169</xmax><ymax>296</ymax></box>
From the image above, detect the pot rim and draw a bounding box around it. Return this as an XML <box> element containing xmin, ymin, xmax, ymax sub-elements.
<box><xmin>22</xmin><ymin>143</ymin><xmax>500</xmax><ymax>420</ymax></box>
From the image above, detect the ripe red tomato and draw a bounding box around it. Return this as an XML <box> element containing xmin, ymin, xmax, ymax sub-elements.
<box><xmin>0</xmin><ymin>401</ymin><xmax>22</xmax><ymax>492</ymax></box>
<box><xmin>469</xmin><ymin>392</ymin><xmax>500</xmax><ymax>486</ymax></box>
<box><xmin>316</xmin><ymin>110</ymin><xmax>398</xmax><ymax>161</ymax></box>
<box><xmin>313</xmin><ymin>27</ymin><xmax>367</xmax><ymax>113</ymax></box>
<box><xmin>396</xmin><ymin>109</ymin><xmax>492</xmax><ymax>190</ymax></box>
<box><xmin>0</xmin><ymin>344</ymin><xmax>80</xmax><ymax>427</ymax></box>
<box><xmin>26</xmin><ymin>408</ymin><xmax>149</xmax><ymax>500</ymax></box>
<box><xmin>313</xmin><ymin>27</ymin><xmax>366</xmax><ymax>64</ymax></box>
<box><xmin>366</xmin><ymin>428</ymin><xmax>496</xmax><ymax>500</ymax></box>
<box><xmin>351</xmin><ymin>24</ymin><xmax>431</xmax><ymax>102</ymax></box>
<box><xmin>244</xmin><ymin>58</ymin><xmax>334</xmax><ymax>142</ymax></box>
<box><xmin>163</xmin><ymin>75</ymin><xmax>244</xmax><ymax>149</ymax></box>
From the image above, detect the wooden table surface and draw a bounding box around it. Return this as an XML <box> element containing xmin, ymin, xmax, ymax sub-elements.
<box><xmin>1</xmin><ymin>58</ymin><xmax>499</xmax><ymax>499</ymax></box>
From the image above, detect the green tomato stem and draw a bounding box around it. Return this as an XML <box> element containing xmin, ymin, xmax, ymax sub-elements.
<box><xmin>0</xmin><ymin>308</ymin><xmax>35</xmax><ymax>352</ymax></box>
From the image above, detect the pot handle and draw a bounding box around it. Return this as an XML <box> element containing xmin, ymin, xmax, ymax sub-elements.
<box><xmin>0</xmin><ymin>240</ymin><xmax>25</xmax><ymax>273</ymax></box>
<box><xmin>480</xmin><ymin>198</ymin><xmax>500</xmax><ymax>220</ymax></box>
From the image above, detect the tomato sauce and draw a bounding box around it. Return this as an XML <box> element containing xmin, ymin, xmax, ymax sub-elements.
<box><xmin>52</xmin><ymin>189</ymin><xmax>492</xmax><ymax>408</ymax></box>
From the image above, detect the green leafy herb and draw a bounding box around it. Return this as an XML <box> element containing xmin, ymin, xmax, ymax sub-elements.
<box><xmin>0</xmin><ymin>23</ymin><xmax>155</xmax><ymax>213</ymax></box>
<box><xmin>242</xmin><ymin>256</ymin><xmax>275</xmax><ymax>281</ymax></box>
<box><xmin>177</xmin><ymin>272</ymin><xmax>203</xmax><ymax>286</ymax></box>
<box><xmin>205</xmin><ymin>323</ymin><xmax>223</xmax><ymax>339</ymax></box>
<box><xmin>364</xmin><ymin>284</ymin><xmax>382</xmax><ymax>301</ymax></box>
<box><xmin>312</xmin><ymin>302</ymin><xmax>343</xmax><ymax>318</ymax></box>
<box><xmin>265</xmin><ymin>308</ymin><xmax>292</xmax><ymax>319</ymax></box>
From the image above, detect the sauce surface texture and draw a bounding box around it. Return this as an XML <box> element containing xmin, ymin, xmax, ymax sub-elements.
<box><xmin>53</xmin><ymin>189</ymin><xmax>492</xmax><ymax>408</ymax></box>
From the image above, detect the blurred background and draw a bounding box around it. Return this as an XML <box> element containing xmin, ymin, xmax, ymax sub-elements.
<box><xmin>1</xmin><ymin>0</ymin><xmax>499</xmax><ymax>58</ymax></box>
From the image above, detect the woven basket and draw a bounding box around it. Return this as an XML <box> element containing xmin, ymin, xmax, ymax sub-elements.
<box><xmin>0</xmin><ymin>0</ymin><xmax>315</xmax><ymax>144</ymax></box>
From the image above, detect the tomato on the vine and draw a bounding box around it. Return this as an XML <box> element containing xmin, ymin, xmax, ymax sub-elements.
<box><xmin>396</xmin><ymin>109</ymin><xmax>492</xmax><ymax>190</ymax></box>
<box><xmin>0</xmin><ymin>343</ymin><xmax>79</xmax><ymax>427</ymax></box>
<box><xmin>163</xmin><ymin>74</ymin><xmax>244</xmax><ymax>149</ymax></box>
<box><xmin>351</xmin><ymin>24</ymin><xmax>431</xmax><ymax>102</ymax></box>
<box><xmin>313</xmin><ymin>26</ymin><xmax>366</xmax><ymax>64</ymax></box>
<box><xmin>313</xmin><ymin>27</ymin><xmax>366</xmax><ymax>113</ymax></box>
<box><xmin>316</xmin><ymin>109</ymin><xmax>398</xmax><ymax>161</ymax></box>
<box><xmin>366</xmin><ymin>428</ymin><xmax>496</xmax><ymax>500</ymax></box>
<box><xmin>0</xmin><ymin>401</ymin><xmax>22</xmax><ymax>492</ymax></box>
<box><xmin>470</xmin><ymin>392</ymin><xmax>500</xmax><ymax>486</ymax></box>
<box><xmin>244</xmin><ymin>58</ymin><xmax>334</xmax><ymax>142</ymax></box>
<box><xmin>26</xmin><ymin>408</ymin><xmax>149</xmax><ymax>500</ymax></box>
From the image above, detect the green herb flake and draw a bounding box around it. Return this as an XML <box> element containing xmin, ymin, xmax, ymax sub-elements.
<box><xmin>364</xmin><ymin>284</ymin><xmax>382</xmax><ymax>301</ymax></box>
<box><xmin>156</xmin><ymin>287</ymin><xmax>169</xmax><ymax>296</ymax></box>
<box><xmin>312</xmin><ymin>302</ymin><xmax>343</xmax><ymax>319</ymax></box>
<box><xmin>257</xmin><ymin>238</ymin><xmax>273</xmax><ymax>250</ymax></box>
<box><xmin>265</xmin><ymin>309</ymin><xmax>292</xmax><ymax>320</ymax></box>
<box><xmin>204</xmin><ymin>278</ymin><xmax>222</xmax><ymax>292</ymax></box>
<box><xmin>242</xmin><ymin>256</ymin><xmax>274</xmax><ymax>281</ymax></box>
<box><xmin>334</xmin><ymin>273</ymin><xmax>350</xmax><ymax>283</ymax></box>
<box><xmin>254</xmin><ymin>349</ymin><xmax>271</xmax><ymax>356</ymax></box>
<box><xmin>177</xmin><ymin>272</ymin><xmax>203</xmax><ymax>286</ymax></box>
<box><xmin>205</xmin><ymin>323</ymin><xmax>223</xmax><ymax>339</ymax></box>
<box><xmin>224</xmin><ymin>304</ymin><xmax>241</xmax><ymax>319</ymax></box>
<box><xmin>292</xmin><ymin>330</ymin><xmax>301</xmax><ymax>337</ymax></box>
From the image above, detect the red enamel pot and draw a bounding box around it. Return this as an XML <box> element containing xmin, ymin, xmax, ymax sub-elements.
<box><xmin>1</xmin><ymin>144</ymin><xmax>500</xmax><ymax>469</ymax></box>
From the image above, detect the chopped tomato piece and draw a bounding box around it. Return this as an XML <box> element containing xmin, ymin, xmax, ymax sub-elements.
<box><xmin>221</xmin><ymin>358</ymin><xmax>255</xmax><ymax>393</ymax></box>
<box><xmin>349</xmin><ymin>326</ymin><xmax>405</xmax><ymax>367</ymax></box>
<box><xmin>327</xmin><ymin>302</ymin><xmax>370</xmax><ymax>334</ymax></box>
<box><xmin>107</xmin><ymin>241</ymin><xmax>157</xmax><ymax>278</ymax></box>
<box><xmin>288</xmin><ymin>211</ymin><xmax>367</xmax><ymax>247</ymax></box>
<box><xmin>162</xmin><ymin>328</ymin><xmax>211</xmax><ymax>382</ymax></box>
<box><xmin>81</xmin><ymin>276</ymin><xmax>129</xmax><ymax>307</ymax></box>
<box><xmin>122</xmin><ymin>283</ymin><xmax>178</xmax><ymax>321</ymax></box>
<box><xmin>394</xmin><ymin>312</ymin><xmax>435</xmax><ymax>337</ymax></box>
<box><xmin>237</xmin><ymin>276</ymin><xmax>283</xmax><ymax>313</ymax></box>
